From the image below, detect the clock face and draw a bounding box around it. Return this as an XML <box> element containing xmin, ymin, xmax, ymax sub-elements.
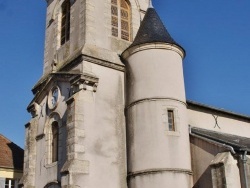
<box><xmin>48</xmin><ymin>86</ymin><xmax>60</xmax><ymax>110</ymax></box>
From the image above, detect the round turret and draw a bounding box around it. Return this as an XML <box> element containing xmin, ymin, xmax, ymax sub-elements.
<box><xmin>122</xmin><ymin>6</ymin><xmax>192</xmax><ymax>188</ymax></box>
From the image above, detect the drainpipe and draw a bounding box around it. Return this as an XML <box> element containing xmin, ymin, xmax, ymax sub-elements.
<box><xmin>239</xmin><ymin>150</ymin><xmax>249</xmax><ymax>188</ymax></box>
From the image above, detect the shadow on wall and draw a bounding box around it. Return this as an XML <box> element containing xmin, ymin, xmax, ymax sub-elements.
<box><xmin>190</xmin><ymin>136</ymin><xmax>227</xmax><ymax>188</ymax></box>
<box><xmin>7</xmin><ymin>142</ymin><xmax>24</xmax><ymax>177</ymax></box>
<box><xmin>192</xmin><ymin>166</ymin><xmax>212</xmax><ymax>188</ymax></box>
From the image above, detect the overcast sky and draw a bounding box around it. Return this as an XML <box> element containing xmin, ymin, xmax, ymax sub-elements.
<box><xmin>0</xmin><ymin>0</ymin><xmax>250</xmax><ymax>147</ymax></box>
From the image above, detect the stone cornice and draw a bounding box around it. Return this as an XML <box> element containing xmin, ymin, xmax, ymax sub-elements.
<box><xmin>33</xmin><ymin>52</ymin><xmax>125</xmax><ymax>95</ymax></box>
<box><xmin>126</xmin><ymin>97</ymin><xmax>187</xmax><ymax>110</ymax></box>
<box><xmin>70</xmin><ymin>72</ymin><xmax>99</xmax><ymax>94</ymax></box>
<box><xmin>122</xmin><ymin>42</ymin><xmax>185</xmax><ymax>60</ymax></box>
<box><xmin>60</xmin><ymin>54</ymin><xmax>125</xmax><ymax>72</ymax></box>
<box><xmin>61</xmin><ymin>159</ymin><xmax>89</xmax><ymax>174</ymax></box>
<box><xmin>35</xmin><ymin>134</ymin><xmax>45</xmax><ymax>141</ymax></box>
<box><xmin>128</xmin><ymin>168</ymin><xmax>193</xmax><ymax>179</ymax></box>
<box><xmin>27</xmin><ymin>102</ymin><xmax>42</xmax><ymax>118</ymax></box>
<box><xmin>28</xmin><ymin>72</ymin><xmax>80</xmax><ymax>111</ymax></box>
<box><xmin>24</xmin><ymin>122</ymin><xmax>31</xmax><ymax>128</ymax></box>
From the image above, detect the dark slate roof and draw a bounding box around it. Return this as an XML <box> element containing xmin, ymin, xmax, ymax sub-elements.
<box><xmin>129</xmin><ymin>7</ymin><xmax>184</xmax><ymax>52</ymax></box>
<box><xmin>191</xmin><ymin>127</ymin><xmax>250</xmax><ymax>152</ymax></box>
<box><xmin>0</xmin><ymin>134</ymin><xmax>24</xmax><ymax>170</ymax></box>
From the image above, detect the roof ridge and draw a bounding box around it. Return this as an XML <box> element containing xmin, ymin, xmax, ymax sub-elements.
<box><xmin>0</xmin><ymin>134</ymin><xmax>23</xmax><ymax>150</ymax></box>
<box><xmin>0</xmin><ymin>134</ymin><xmax>12</xmax><ymax>143</ymax></box>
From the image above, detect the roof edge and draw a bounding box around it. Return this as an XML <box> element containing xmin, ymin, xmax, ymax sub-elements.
<box><xmin>121</xmin><ymin>42</ymin><xmax>185</xmax><ymax>60</ymax></box>
<box><xmin>190</xmin><ymin>127</ymin><xmax>250</xmax><ymax>153</ymax></box>
<box><xmin>187</xmin><ymin>100</ymin><xmax>250</xmax><ymax>121</ymax></box>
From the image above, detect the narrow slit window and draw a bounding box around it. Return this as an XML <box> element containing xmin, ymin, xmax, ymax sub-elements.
<box><xmin>168</xmin><ymin>110</ymin><xmax>175</xmax><ymax>131</ymax></box>
<box><xmin>61</xmin><ymin>0</ymin><xmax>70</xmax><ymax>45</ymax></box>
<box><xmin>52</xmin><ymin>122</ymin><xmax>59</xmax><ymax>162</ymax></box>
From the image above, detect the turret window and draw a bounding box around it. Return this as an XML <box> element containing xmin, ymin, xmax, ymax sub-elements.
<box><xmin>168</xmin><ymin>110</ymin><xmax>175</xmax><ymax>131</ymax></box>
<box><xmin>111</xmin><ymin>0</ymin><xmax>131</xmax><ymax>41</ymax></box>
<box><xmin>61</xmin><ymin>0</ymin><xmax>70</xmax><ymax>45</ymax></box>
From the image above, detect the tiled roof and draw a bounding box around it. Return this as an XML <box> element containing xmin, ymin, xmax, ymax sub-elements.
<box><xmin>0</xmin><ymin>134</ymin><xmax>24</xmax><ymax>170</ymax></box>
<box><xmin>129</xmin><ymin>7</ymin><xmax>184</xmax><ymax>52</ymax></box>
<box><xmin>191</xmin><ymin>127</ymin><xmax>250</xmax><ymax>152</ymax></box>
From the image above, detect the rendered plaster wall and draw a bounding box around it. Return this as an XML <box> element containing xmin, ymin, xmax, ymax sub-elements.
<box><xmin>125</xmin><ymin>46</ymin><xmax>186</xmax><ymax>104</ymax></box>
<box><xmin>127</xmin><ymin>101</ymin><xmax>190</xmax><ymax>171</ymax></box>
<box><xmin>187</xmin><ymin>108</ymin><xmax>250</xmax><ymax>138</ymax></box>
<box><xmin>127</xmin><ymin>100</ymin><xmax>192</xmax><ymax>188</ymax></box>
<box><xmin>0</xmin><ymin>178</ymin><xmax>4</xmax><ymax>188</ymax></box>
<box><xmin>129</xmin><ymin>173</ymin><xmax>192</xmax><ymax>188</ymax></box>
<box><xmin>71</xmin><ymin>62</ymin><xmax>127</xmax><ymax>188</ymax></box>
<box><xmin>125</xmin><ymin>45</ymin><xmax>192</xmax><ymax>188</ymax></box>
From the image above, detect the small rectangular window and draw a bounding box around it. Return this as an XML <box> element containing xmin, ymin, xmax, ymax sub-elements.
<box><xmin>5</xmin><ymin>179</ymin><xmax>15</xmax><ymax>188</ymax></box>
<box><xmin>168</xmin><ymin>110</ymin><xmax>175</xmax><ymax>131</ymax></box>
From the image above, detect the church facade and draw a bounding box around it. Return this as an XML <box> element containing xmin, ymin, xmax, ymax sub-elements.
<box><xmin>20</xmin><ymin>0</ymin><xmax>250</xmax><ymax>188</ymax></box>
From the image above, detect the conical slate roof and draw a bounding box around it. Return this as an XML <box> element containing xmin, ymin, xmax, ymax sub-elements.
<box><xmin>129</xmin><ymin>7</ymin><xmax>184</xmax><ymax>51</ymax></box>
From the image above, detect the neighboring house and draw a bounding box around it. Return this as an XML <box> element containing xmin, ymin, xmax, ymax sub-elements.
<box><xmin>21</xmin><ymin>0</ymin><xmax>250</xmax><ymax>188</ymax></box>
<box><xmin>0</xmin><ymin>134</ymin><xmax>23</xmax><ymax>188</ymax></box>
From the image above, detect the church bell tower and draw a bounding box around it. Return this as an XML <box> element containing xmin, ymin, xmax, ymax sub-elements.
<box><xmin>22</xmin><ymin>0</ymin><xmax>148</xmax><ymax>188</ymax></box>
<box><xmin>21</xmin><ymin>0</ymin><xmax>193</xmax><ymax>188</ymax></box>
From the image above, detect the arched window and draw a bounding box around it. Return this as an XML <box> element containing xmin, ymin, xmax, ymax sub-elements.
<box><xmin>61</xmin><ymin>0</ymin><xmax>70</xmax><ymax>45</ymax></box>
<box><xmin>44</xmin><ymin>182</ymin><xmax>61</xmax><ymax>188</ymax></box>
<box><xmin>51</xmin><ymin>122</ymin><xmax>59</xmax><ymax>162</ymax></box>
<box><xmin>111</xmin><ymin>0</ymin><xmax>131</xmax><ymax>41</ymax></box>
<box><xmin>45</xmin><ymin>113</ymin><xmax>61</xmax><ymax>165</ymax></box>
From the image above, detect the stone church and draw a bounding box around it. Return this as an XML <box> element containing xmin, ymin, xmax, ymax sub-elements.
<box><xmin>20</xmin><ymin>0</ymin><xmax>250</xmax><ymax>187</ymax></box>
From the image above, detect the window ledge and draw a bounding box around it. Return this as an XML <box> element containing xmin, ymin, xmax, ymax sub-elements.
<box><xmin>165</xmin><ymin>131</ymin><xmax>180</xmax><ymax>137</ymax></box>
<box><xmin>45</xmin><ymin>161</ymin><xmax>58</xmax><ymax>168</ymax></box>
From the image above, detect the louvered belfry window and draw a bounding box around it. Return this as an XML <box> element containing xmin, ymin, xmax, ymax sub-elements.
<box><xmin>120</xmin><ymin>0</ymin><xmax>130</xmax><ymax>40</ymax></box>
<box><xmin>111</xmin><ymin>0</ymin><xmax>119</xmax><ymax>37</ymax></box>
<box><xmin>111</xmin><ymin>0</ymin><xmax>130</xmax><ymax>41</ymax></box>
<box><xmin>61</xmin><ymin>0</ymin><xmax>70</xmax><ymax>45</ymax></box>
